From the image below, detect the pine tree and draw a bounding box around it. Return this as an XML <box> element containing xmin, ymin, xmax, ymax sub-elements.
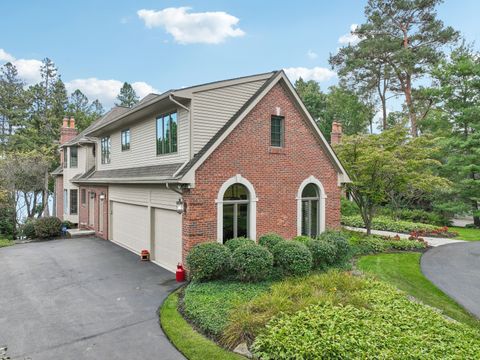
<box><xmin>116</xmin><ymin>82</ymin><xmax>138</xmax><ymax>107</ymax></box>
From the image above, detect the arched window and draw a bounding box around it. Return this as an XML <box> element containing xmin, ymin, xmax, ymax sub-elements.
<box><xmin>301</xmin><ymin>183</ymin><xmax>320</xmax><ymax>237</ymax></box>
<box><xmin>216</xmin><ymin>175</ymin><xmax>257</xmax><ymax>243</ymax></box>
<box><xmin>222</xmin><ymin>184</ymin><xmax>249</xmax><ymax>241</ymax></box>
<box><xmin>297</xmin><ymin>176</ymin><xmax>326</xmax><ymax>237</ymax></box>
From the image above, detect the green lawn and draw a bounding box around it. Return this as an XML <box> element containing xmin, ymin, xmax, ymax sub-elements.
<box><xmin>452</xmin><ymin>226</ymin><xmax>480</xmax><ymax>241</ymax></box>
<box><xmin>0</xmin><ymin>238</ymin><xmax>14</xmax><ymax>248</ymax></box>
<box><xmin>159</xmin><ymin>291</ymin><xmax>245</xmax><ymax>360</ymax></box>
<box><xmin>357</xmin><ymin>252</ymin><xmax>480</xmax><ymax>328</ymax></box>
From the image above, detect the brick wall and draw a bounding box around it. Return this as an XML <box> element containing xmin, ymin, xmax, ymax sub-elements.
<box><xmin>78</xmin><ymin>185</ymin><xmax>109</xmax><ymax>240</ymax></box>
<box><xmin>182</xmin><ymin>81</ymin><xmax>341</xmax><ymax>260</ymax></box>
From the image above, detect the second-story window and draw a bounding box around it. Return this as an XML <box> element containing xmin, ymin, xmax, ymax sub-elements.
<box><xmin>63</xmin><ymin>148</ymin><xmax>68</xmax><ymax>168</ymax></box>
<box><xmin>271</xmin><ymin>115</ymin><xmax>285</xmax><ymax>147</ymax></box>
<box><xmin>121</xmin><ymin>129</ymin><xmax>130</xmax><ymax>151</ymax></box>
<box><xmin>70</xmin><ymin>146</ymin><xmax>78</xmax><ymax>168</ymax></box>
<box><xmin>156</xmin><ymin>111</ymin><xmax>177</xmax><ymax>155</ymax></box>
<box><xmin>101</xmin><ymin>136</ymin><xmax>111</xmax><ymax>164</ymax></box>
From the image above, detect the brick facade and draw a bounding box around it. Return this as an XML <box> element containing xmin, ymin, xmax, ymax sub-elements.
<box><xmin>182</xmin><ymin>82</ymin><xmax>341</xmax><ymax>260</ymax></box>
<box><xmin>78</xmin><ymin>185</ymin><xmax>109</xmax><ymax>240</ymax></box>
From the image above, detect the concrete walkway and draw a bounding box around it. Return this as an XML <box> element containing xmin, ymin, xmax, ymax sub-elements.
<box><xmin>0</xmin><ymin>237</ymin><xmax>184</xmax><ymax>360</ymax></box>
<box><xmin>422</xmin><ymin>242</ymin><xmax>480</xmax><ymax>319</ymax></box>
<box><xmin>344</xmin><ymin>226</ymin><xmax>466</xmax><ymax>247</ymax></box>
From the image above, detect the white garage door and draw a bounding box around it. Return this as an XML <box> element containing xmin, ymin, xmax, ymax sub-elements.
<box><xmin>153</xmin><ymin>208</ymin><xmax>182</xmax><ymax>272</ymax></box>
<box><xmin>111</xmin><ymin>201</ymin><xmax>149</xmax><ymax>254</ymax></box>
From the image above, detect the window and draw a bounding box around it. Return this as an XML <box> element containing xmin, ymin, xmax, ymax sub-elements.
<box><xmin>63</xmin><ymin>189</ymin><xmax>68</xmax><ymax>214</ymax></box>
<box><xmin>70</xmin><ymin>189</ymin><xmax>78</xmax><ymax>215</ymax></box>
<box><xmin>222</xmin><ymin>184</ymin><xmax>249</xmax><ymax>242</ymax></box>
<box><xmin>121</xmin><ymin>129</ymin><xmax>130</xmax><ymax>151</ymax></box>
<box><xmin>101</xmin><ymin>136</ymin><xmax>111</xmax><ymax>164</ymax></box>
<box><xmin>301</xmin><ymin>183</ymin><xmax>320</xmax><ymax>238</ymax></box>
<box><xmin>271</xmin><ymin>116</ymin><xmax>284</xmax><ymax>147</ymax></box>
<box><xmin>156</xmin><ymin>112</ymin><xmax>177</xmax><ymax>155</ymax></box>
<box><xmin>63</xmin><ymin>148</ymin><xmax>68</xmax><ymax>168</ymax></box>
<box><xmin>70</xmin><ymin>146</ymin><xmax>78</xmax><ymax>168</ymax></box>
<box><xmin>81</xmin><ymin>189</ymin><xmax>86</xmax><ymax>205</ymax></box>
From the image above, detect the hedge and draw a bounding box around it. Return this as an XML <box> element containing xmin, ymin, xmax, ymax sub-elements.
<box><xmin>258</xmin><ymin>233</ymin><xmax>284</xmax><ymax>250</ymax></box>
<box><xmin>271</xmin><ymin>241</ymin><xmax>312</xmax><ymax>276</ymax></box>
<box><xmin>231</xmin><ymin>244</ymin><xmax>273</xmax><ymax>282</ymax></box>
<box><xmin>342</xmin><ymin>215</ymin><xmax>438</xmax><ymax>233</ymax></box>
<box><xmin>186</xmin><ymin>242</ymin><xmax>231</xmax><ymax>281</ymax></box>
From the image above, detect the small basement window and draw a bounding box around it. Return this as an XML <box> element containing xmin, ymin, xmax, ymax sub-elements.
<box><xmin>121</xmin><ymin>129</ymin><xmax>130</xmax><ymax>151</ymax></box>
<box><xmin>271</xmin><ymin>116</ymin><xmax>284</xmax><ymax>147</ymax></box>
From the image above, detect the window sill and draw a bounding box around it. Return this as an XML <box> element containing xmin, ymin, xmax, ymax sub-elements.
<box><xmin>269</xmin><ymin>147</ymin><xmax>286</xmax><ymax>154</ymax></box>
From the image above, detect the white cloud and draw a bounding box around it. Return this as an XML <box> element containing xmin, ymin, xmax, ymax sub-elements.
<box><xmin>338</xmin><ymin>24</ymin><xmax>360</xmax><ymax>45</ymax></box>
<box><xmin>307</xmin><ymin>50</ymin><xmax>318</xmax><ymax>60</ymax></box>
<box><xmin>65</xmin><ymin>78</ymin><xmax>159</xmax><ymax>108</ymax></box>
<box><xmin>137</xmin><ymin>7</ymin><xmax>245</xmax><ymax>44</ymax></box>
<box><xmin>0</xmin><ymin>48</ymin><xmax>15</xmax><ymax>62</ymax></box>
<box><xmin>283</xmin><ymin>67</ymin><xmax>336</xmax><ymax>82</ymax></box>
<box><xmin>13</xmin><ymin>59</ymin><xmax>43</xmax><ymax>84</ymax></box>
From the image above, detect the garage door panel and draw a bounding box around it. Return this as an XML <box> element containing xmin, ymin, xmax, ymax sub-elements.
<box><xmin>154</xmin><ymin>208</ymin><xmax>182</xmax><ymax>272</ymax></box>
<box><xmin>111</xmin><ymin>202</ymin><xmax>149</xmax><ymax>254</ymax></box>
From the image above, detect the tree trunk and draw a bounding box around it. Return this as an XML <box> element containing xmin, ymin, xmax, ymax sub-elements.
<box><xmin>404</xmin><ymin>75</ymin><xmax>418</xmax><ymax>137</ymax></box>
<box><xmin>473</xmin><ymin>201</ymin><xmax>480</xmax><ymax>227</ymax></box>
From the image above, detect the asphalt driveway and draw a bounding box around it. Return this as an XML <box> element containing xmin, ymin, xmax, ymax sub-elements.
<box><xmin>0</xmin><ymin>237</ymin><xmax>184</xmax><ymax>360</ymax></box>
<box><xmin>421</xmin><ymin>242</ymin><xmax>480</xmax><ymax>319</ymax></box>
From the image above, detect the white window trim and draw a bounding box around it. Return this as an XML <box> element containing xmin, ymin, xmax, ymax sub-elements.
<box><xmin>216</xmin><ymin>174</ymin><xmax>258</xmax><ymax>243</ymax></box>
<box><xmin>296</xmin><ymin>176</ymin><xmax>327</xmax><ymax>236</ymax></box>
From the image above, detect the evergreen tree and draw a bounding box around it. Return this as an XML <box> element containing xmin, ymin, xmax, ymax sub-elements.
<box><xmin>116</xmin><ymin>82</ymin><xmax>138</xmax><ymax>107</ymax></box>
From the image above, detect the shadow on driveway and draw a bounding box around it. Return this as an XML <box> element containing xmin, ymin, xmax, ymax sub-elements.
<box><xmin>0</xmin><ymin>237</ymin><xmax>184</xmax><ymax>360</ymax></box>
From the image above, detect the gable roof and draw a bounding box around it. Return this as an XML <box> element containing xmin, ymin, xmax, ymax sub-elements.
<box><xmin>176</xmin><ymin>70</ymin><xmax>350</xmax><ymax>183</ymax></box>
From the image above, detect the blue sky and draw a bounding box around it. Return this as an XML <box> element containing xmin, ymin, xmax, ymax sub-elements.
<box><xmin>1</xmin><ymin>0</ymin><xmax>479</xmax><ymax>109</ymax></box>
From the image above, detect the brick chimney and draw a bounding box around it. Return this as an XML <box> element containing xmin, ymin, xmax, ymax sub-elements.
<box><xmin>60</xmin><ymin>116</ymin><xmax>78</xmax><ymax>145</ymax></box>
<box><xmin>330</xmin><ymin>121</ymin><xmax>343</xmax><ymax>145</ymax></box>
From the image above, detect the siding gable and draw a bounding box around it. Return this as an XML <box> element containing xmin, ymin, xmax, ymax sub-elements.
<box><xmin>192</xmin><ymin>79</ymin><xmax>267</xmax><ymax>154</ymax></box>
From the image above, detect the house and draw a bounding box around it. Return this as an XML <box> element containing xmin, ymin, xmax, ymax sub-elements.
<box><xmin>53</xmin><ymin>70</ymin><xmax>349</xmax><ymax>272</ymax></box>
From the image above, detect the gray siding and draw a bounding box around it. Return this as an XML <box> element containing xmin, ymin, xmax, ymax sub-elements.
<box><xmin>191</xmin><ymin>79</ymin><xmax>266</xmax><ymax>154</ymax></box>
<box><xmin>97</xmin><ymin>106</ymin><xmax>189</xmax><ymax>171</ymax></box>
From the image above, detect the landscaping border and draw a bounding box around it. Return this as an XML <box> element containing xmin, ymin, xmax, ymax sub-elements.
<box><xmin>159</xmin><ymin>290</ymin><xmax>245</xmax><ymax>360</ymax></box>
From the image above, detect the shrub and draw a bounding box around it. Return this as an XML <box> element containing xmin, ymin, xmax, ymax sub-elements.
<box><xmin>34</xmin><ymin>217</ymin><xmax>62</xmax><ymax>239</ymax></box>
<box><xmin>61</xmin><ymin>220</ymin><xmax>75</xmax><ymax>229</ymax></box>
<box><xmin>378</xmin><ymin>207</ymin><xmax>450</xmax><ymax>226</ymax></box>
<box><xmin>258</xmin><ymin>233</ymin><xmax>284</xmax><ymax>250</ymax></box>
<box><xmin>348</xmin><ymin>233</ymin><xmax>426</xmax><ymax>255</ymax></box>
<box><xmin>291</xmin><ymin>235</ymin><xmax>311</xmax><ymax>244</ymax></box>
<box><xmin>271</xmin><ymin>241</ymin><xmax>312</xmax><ymax>276</ymax></box>
<box><xmin>342</xmin><ymin>215</ymin><xmax>439</xmax><ymax>233</ymax></box>
<box><xmin>186</xmin><ymin>242</ymin><xmax>231</xmax><ymax>281</ymax></box>
<box><xmin>224</xmin><ymin>237</ymin><xmax>254</xmax><ymax>252</ymax></box>
<box><xmin>306</xmin><ymin>239</ymin><xmax>337</xmax><ymax>269</ymax></box>
<box><xmin>182</xmin><ymin>280</ymin><xmax>270</xmax><ymax>338</ymax></box>
<box><xmin>318</xmin><ymin>230</ymin><xmax>350</xmax><ymax>263</ymax></box>
<box><xmin>341</xmin><ymin>197</ymin><xmax>359</xmax><ymax>216</ymax></box>
<box><xmin>252</xmin><ymin>280</ymin><xmax>480</xmax><ymax>359</ymax></box>
<box><xmin>231</xmin><ymin>244</ymin><xmax>273</xmax><ymax>282</ymax></box>
<box><xmin>20</xmin><ymin>219</ymin><xmax>37</xmax><ymax>239</ymax></box>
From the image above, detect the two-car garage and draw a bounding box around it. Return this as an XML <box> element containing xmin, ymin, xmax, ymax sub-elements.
<box><xmin>109</xmin><ymin>185</ymin><xmax>182</xmax><ymax>272</ymax></box>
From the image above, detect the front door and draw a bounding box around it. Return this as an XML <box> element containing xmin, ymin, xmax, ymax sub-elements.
<box><xmin>88</xmin><ymin>193</ymin><xmax>95</xmax><ymax>227</ymax></box>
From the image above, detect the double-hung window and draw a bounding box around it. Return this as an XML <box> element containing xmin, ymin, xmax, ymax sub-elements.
<box><xmin>156</xmin><ymin>112</ymin><xmax>177</xmax><ymax>155</ymax></box>
<box><xmin>101</xmin><ymin>136</ymin><xmax>111</xmax><ymax>164</ymax></box>
<box><xmin>81</xmin><ymin>189</ymin><xmax>86</xmax><ymax>206</ymax></box>
<box><xmin>63</xmin><ymin>148</ymin><xmax>68</xmax><ymax>168</ymax></box>
<box><xmin>271</xmin><ymin>116</ymin><xmax>284</xmax><ymax>147</ymax></box>
<box><xmin>70</xmin><ymin>146</ymin><xmax>78</xmax><ymax>168</ymax></box>
<box><xmin>63</xmin><ymin>189</ymin><xmax>68</xmax><ymax>214</ymax></box>
<box><xmin>70</xmin><ymin>189</ymin><xmax>78</xmax><ymax>215</ymax></box>
<box><xmin>121</xmin><ymin>129</ymin><xmax>130</xmax><ymax>151</ymax></box>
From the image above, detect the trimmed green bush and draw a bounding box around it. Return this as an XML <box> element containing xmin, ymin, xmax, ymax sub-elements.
<box><xmin>224</xmin><ymin>237</ymin><xmax>254</xmax><ymax>252</ymax></box>
<box><xmin>271</xmin><ymin>241</ymin><xmax>312</xmax><ymax>276</ymax></box>
<box><xmin>61</xmin><ymin>220</ymin><xmax>75</xmax><ymax>229</ymax></box>
<box><xmin>258</xmin><ymin>233</ymin><xmax>284</xmax><ymax>250</ymax></box>
<box><xmin>291</xmin><ymin>235</ymin><xmax>311</xmax><ymax>244</ymax></box>
<box><xmin>306</xmin><ymin>239</ymin><xmax>337</xmax><ymax>269</ymax></box>
<box><xmin>186</xmin><ymin>242</ymin><xmax>231</xmax><ymax>281</ymax></box>
<box><xmin>34</xmin><ymin>217</ymin><xmax>62</xmax><ymax>239</ymax></box>
<box><xmin>341</xmin><ymin>197</ymin><xmax>359</xmax><ymax>216</ymax></box>
<box><xmin>349</xmin><ymin>233</ymin><xmax>426</xmax><ymax>255</ymax></box>
<box><xmin>20</xmin><ymin>220</ymin><xmax>37</xmax><ymax>239</ymax></box>
<box><xmin>231</xmin><ymin>244</ymin><xmax>273</xmax><ymax>282</ymax></box>
<box><xmin>252</xmin><ymin>280</ymin><xmax>480</xmax><ymax>359</ymax></box>
<box><xmin>318</xmin><ymin>230</ymin><xmax>350</xmax><ymax>263</ymax></box>
<box><xmin>342</xmin><ymin>215</ymin><xmax>438</xmax><ymax>233</ymax></box>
